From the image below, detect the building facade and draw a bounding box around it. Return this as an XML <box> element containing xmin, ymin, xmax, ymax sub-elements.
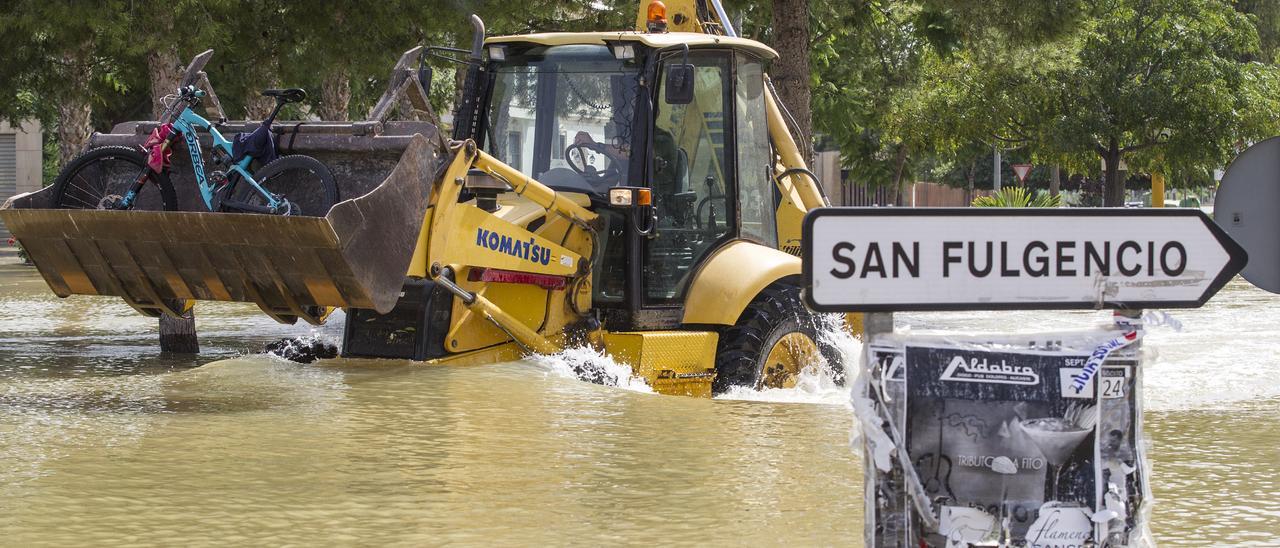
<box><xmin>0</xmin><ymin>120</ymin><xmax>43</xmax><ymax>237</ymax></box>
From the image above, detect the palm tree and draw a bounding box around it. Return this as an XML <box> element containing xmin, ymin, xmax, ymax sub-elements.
<box><xmin>972</xmin><ymin>187</ymin><xmax>1062</xmax><ymax>208</ymax></box>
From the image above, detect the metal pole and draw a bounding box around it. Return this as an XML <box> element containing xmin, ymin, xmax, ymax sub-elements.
<box><xmin>863</xmin><ymin>312</ymin><xmax>894</xmax><ymax>338</ymax></box>
<box><xmin>708</xmin><ymin>0</ymin><xmax>738</xmax><ymax>37</ymax></box>
<box><xmin>993</xmin><ymin>146</ymin><xmax>1002</xmax><ymax>192</ymax></box>
<box><xmin>1151</xmin><ymin>172</ymin><xmax>1165</xmax><ymax>208</ymax></box>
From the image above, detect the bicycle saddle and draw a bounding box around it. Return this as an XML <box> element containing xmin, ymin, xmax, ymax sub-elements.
<box><xmin>262</xmin><ymin>88</ymin><xmax>307</xmax><ymax>103</ymax></box>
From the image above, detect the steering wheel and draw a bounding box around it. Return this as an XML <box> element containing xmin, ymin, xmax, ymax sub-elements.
<box><xmin>565</xmin><ymin>142</ymin><xmax>622</xmax><ymax>186</ymax></box>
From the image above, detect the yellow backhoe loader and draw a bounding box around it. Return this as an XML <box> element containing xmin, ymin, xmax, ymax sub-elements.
<box><xmin>1</xmin><ymin>0</ymin><xmax>850</xmax><ymax>397</ymax></box>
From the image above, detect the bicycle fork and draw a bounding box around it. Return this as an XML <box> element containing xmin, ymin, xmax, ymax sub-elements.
<box><xmin>112</xmin><ymin>140</ymin><xmax>173</xmax><ymax>210</ymax></box>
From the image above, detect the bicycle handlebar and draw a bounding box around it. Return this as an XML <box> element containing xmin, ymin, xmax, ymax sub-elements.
<box><xmin>178</xmin><ymin>86</ymin><xmax>206</xmax><ymax>100</ymax></box>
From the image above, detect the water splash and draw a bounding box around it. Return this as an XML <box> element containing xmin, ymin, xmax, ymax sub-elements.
<box><xmin>713</xmin><ymin>362</ymin><xmax>849</xmax><ymax>405</ymax></box>
<box><xmin>530</xmin><ymin>315</ymin><xmax>865</xmax><ymax>404</ymax></box>
<box><xmin>260</xmin><ymin>316</ymin><xmax>346</xmax><ymax>364</ymax></box>
<box><xmin>529</xmin><ymin>346</ymin><xmax>654</xmax><ymax>394</ymax></box>
<box><xmin>714</xmin><ymin>315</ymin><xmax>861</xmax><ymax>407</ymax></box>
<box><xmin>263</xmin><ymin>335</ymin><xmax>339</xmax><ymax>364</ymax></box>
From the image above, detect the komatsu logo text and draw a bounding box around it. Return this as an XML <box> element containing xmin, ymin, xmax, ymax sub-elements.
<box><xmin>476</xmin><ymin>228</ymin><xmax>552</xmax><ymax>265</ymax></box>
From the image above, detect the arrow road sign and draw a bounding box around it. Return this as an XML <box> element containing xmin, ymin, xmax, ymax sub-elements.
<box><xmin>802</xmin><ymin>208</ymin><xmax>1247</xmax><ymax>312</ymax></box>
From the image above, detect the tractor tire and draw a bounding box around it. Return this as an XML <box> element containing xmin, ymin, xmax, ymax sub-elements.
<box><xmin>711</xmin><ymin>284</ymin><xmax>845</xmax><ymax>395</ymax></box>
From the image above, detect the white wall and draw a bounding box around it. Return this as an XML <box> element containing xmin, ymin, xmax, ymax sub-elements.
<box><xmin>0</xmin><ymin>120</ymin><xmax>43</xmax><ymax>195</ymax></box>
<box><xmin>813</xmin><ymin>150</ymin><xmax>842</xmax><ymax>205</ymax></box>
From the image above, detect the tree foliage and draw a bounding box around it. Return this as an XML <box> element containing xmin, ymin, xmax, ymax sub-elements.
<box><xmin>1</xmin><ymin>0</ymin><xmax>1277</xmax><ymax>206</ymax></box>
<box><xmin>814</xmin><ymin>0</ymin><xmax>1280</xmax><ymax>205</ymax></box>
<box><xmin>0</xmin><ymin>1</ymin><xmax>632</xmax><ymax>169</ymax></box>
<box><xmin>1045</xmin><ymin>0</ymin><xmax>1280</xmax><ymax>205</ymax></box>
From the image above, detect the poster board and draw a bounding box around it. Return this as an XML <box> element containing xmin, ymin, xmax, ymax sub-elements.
<box><xmin>858</xmin><ymin>329</ymin><xmax>1151</xmax><ymax>547</ymax></box>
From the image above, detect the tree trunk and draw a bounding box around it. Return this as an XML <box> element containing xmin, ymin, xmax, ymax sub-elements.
<box><xmin>318</xmin><ymin>68</ymin><xmax>351</xmax><ymax>121</ymax></box>
<box><xmin>146</xmin><ymin>11</ymin><xmax>184</xmax><ymax>120</ymax></box>
<box><xmin>245</xmin><ymin>58</ymin><xmax>280</xmax><ymax>120</ymax></box>
<box><xmin>56</xmin><ymin>50</ymin><xmax>94</xmax><ymax>168</ymax></box>
<box><xmin>56</xmin><ymin>100</ymin><xmax>92</xmax><ymax>168</ymax></box>
<box><xmin>397</xmin><ymin>94</ymin><xmax>425</xmax><ymax>122</ymax></box>
<box><xmin>771</xmin><ymin>0</ymin><xmax>813</xmax><ymax>163</ymax></box>
<box><xmin>966</xmin><ymin>160</ymin><xmax>976</xmax><ymax>204</ymax></box>
<box><xmin>159</xmin><ymin>308</ymin><xmax>199</xmax><ymax>354</ymax></box>
<box><xmin>1103</xmin><ymin>142</ymin><xmax>1125</xmax><ymax>207</ymax></box>
<box><xmin>245</xmin><ymin>85</ymin><xmax>278</xmax><ymax>120</ymax></box>
<box><xmin>992</xmin><ymin>146</ymin><xmax>1002</xmax><ymax>192</ymax></box>
<box><xmin>318</xmin><ymin>8</ymin><xmax>350</xmax><ymax>122</ymax></box>
<box><xmin>147</xmin><ymin>48</ymin><xmax>185</xmax><ymax>120</ymax></box>
<box><xmin>891</xmin><ymin>143</ymin><xmax>908</xmax><ymax>206</ymax></box>
<box><xmin>1050</xmin><ymin>164</ymin><xmax>1061</xmax><ymax>198</ymax></box>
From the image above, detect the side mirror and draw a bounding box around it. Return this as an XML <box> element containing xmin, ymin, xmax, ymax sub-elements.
<box><xmin>665</xmin><ymin>64</ymin><xmax>695</xmax><ymax>105</ymax></box>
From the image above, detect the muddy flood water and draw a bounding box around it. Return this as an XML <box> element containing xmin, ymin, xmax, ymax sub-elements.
<box><xmin>0</xmin><ymin>253</ymin><xmax>1276</xmax><ymax>546</ymax></box>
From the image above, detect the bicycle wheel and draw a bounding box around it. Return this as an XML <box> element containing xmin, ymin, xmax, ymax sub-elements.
<box><xmin>51</xmin><ymin>146</ymin><xmax>178</xmax><ymax>211</ymax></box>
<box><xmin>225</xmin><ymin>155</ymin><xmax>338</xmax><ymax>216</ymax></box>
<box><xmin>50</xmin><ymin>146</ymin><xmax>187</xmax><ymax>316</ymax></box>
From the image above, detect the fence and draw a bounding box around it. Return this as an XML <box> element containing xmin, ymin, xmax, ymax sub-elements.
<box><xmin>839</xmin><ymin>181</ymin><xmax>989</xmax><ymax>207</ymax></box>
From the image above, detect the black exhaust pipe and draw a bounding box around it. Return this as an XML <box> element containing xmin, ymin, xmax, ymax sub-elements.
<box><xmin>451</xmin><ymin>14</ymin><xmax>487</xmax><ymax>141</ymax></box>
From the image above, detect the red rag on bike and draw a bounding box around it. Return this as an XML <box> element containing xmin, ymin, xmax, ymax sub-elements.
<box><xmin>143</xmin><ymin>123</ymin><xmax>176</xmax><ymax>173</ymax></box>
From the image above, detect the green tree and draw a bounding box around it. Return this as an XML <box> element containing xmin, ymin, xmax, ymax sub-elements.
<box><xmin>802</xmin><ymin>0</ymin><xmax>1085</xmax><ymax>203</ymax></box>
<box><xmin>0</xmin><ymin>0</ymin><xmax>132</xmax><ymax>166</ymax></box>
<box><xmin>870</xmin><ymin>0</ymin><xmax>1280</xmax><ymax>206</ymax></box>
<box><xmin>1037</xmin><ymin>0</ymin><xmax>1280</xmax><ymax>205</ymax></box>
<box><xmin>1238</xmin><ymin>0</ymin><xmax>1280</xmax><ymax>63</ymax></box>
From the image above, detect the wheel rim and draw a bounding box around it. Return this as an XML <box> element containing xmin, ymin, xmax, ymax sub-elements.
<box><xmin>59</xmin><ymin>156</ymin><xmax>154</xmax><ymax>210</ymax></box>
<box><xmin>759</xmin><ymin>331</ymin><xmax>820</xmax><ymax>389</ymax></box>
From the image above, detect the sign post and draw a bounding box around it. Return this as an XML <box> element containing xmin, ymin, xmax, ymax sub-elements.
<box><xmin>805</xmin><ymin>207</ymin><xmax>1248</xmax><ymax>547</ymax></box>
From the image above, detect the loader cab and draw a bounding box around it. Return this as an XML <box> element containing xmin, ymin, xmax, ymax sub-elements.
<box><xmin>477</xmin><ymin>35</ymin><xmax>778</xmax><ymax>330</ymax></box>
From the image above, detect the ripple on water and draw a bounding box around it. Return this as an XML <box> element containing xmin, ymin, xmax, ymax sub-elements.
<box><xmin>0</xmin><ymin>261</ymin><xmax>1277</xmax><ymax>544</ymax></box>
<box><xmin>1147</xmin><ymin>400</ymin><xmax>1280</xmax><ymax>545</ymax></box>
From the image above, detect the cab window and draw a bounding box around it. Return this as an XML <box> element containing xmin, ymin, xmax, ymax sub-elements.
<box><xmin>734</xmin><ymin>55</ymin><xmax>777</xmax><ymax>247</ymax></box>
<box><xmin>645</xmin><ymin>51</ymin><xmax>734</xmax><ymax>304</ymax></box>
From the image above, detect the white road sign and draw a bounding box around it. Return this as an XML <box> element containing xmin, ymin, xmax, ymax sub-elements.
<box><xmin>803</xmin><ymin>208</ymin><xmax>1247</xmax><ymax>312</ymax></box>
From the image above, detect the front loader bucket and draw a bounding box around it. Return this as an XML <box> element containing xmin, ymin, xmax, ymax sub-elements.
<box><xmin>1</xmin><ymin>134</ymin><xmax>442</xmax><ymax>323</ymax></box>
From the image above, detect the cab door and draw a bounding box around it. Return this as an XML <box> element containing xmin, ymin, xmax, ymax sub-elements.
<box><xmin>598</xmin><ymin>49</ymin><xmax>777</xmax><ymax>331</ymax></box>
<box><xmin>642</xmin><ymin>51</ymin><xmax>735</xmax><ymax>309</ymax></box>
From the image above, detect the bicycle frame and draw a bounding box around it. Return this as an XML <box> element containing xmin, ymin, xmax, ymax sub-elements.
<box><xmin>121</xmin><ymin>103</ymin><xmax>282</xmax><ymax>211</ymax></box>
<box><xmin>171</xmin><ymin>107</ymin><xmax>282</xmax><ymax>210</ymax></box>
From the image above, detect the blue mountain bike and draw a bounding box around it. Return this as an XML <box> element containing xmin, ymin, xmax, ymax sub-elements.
<box><xmin>51</xmin><ymin>85</ymin><xmax>337</xmax><ymax>216</ymax></box>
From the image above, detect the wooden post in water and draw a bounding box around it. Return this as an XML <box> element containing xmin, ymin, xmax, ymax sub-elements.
<box><xmin>159</xmin><ymin>307</ymin><xmax>199</xmax><ymax>354</ymax></box>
